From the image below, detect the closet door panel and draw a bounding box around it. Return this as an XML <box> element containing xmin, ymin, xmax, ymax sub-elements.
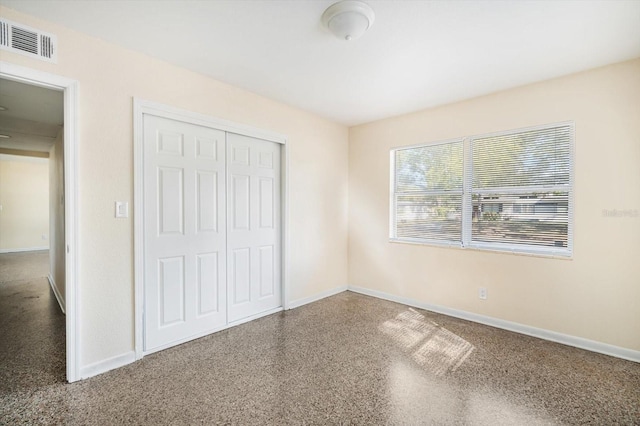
<box><xmin>143</xmin><ymin>115</ymin><xmax>227</xmax><ymax>351</ymax></box>
<box><xmin>227</xmin><ymin>133</ymin><xmax>281</xmax><ymax>323</ymax></box>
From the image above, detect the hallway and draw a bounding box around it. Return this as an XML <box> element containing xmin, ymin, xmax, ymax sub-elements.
<box><xmin>0</xmin><ymin>251</ymin><xmax>66</xmax><ymax>396</ymax></box>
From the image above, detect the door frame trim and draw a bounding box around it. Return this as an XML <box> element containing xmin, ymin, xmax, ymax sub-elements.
<box><xmin>133</xmin><ymin>98</ymin><xmax>289</xmax><ymax>359</ymax></box>
<box><xmin>0</xmin><ymin>62</ymin><xmax>80</xmax><ymax>382</ymax></box>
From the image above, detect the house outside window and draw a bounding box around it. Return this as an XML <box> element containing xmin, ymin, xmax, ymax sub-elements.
<box><xmin>390</xmin><ymin>122</ymin><xmax>573</xmax><ymax>256</ymax></box>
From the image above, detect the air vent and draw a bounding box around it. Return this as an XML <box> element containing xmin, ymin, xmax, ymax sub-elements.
<box><xmin>0</xmin><ymin>19</ymin><xmax>57</xmax><ymax>63</ymax></box>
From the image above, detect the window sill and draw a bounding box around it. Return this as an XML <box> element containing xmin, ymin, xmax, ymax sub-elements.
<box><xmin>389</xmin><ymin>238</ymin><xmax>573</xmax><ymax>260</ymax></box>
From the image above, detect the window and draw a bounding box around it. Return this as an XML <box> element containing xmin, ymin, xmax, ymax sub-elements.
<box><xmin>394</xmin><ymin>140</ymin><xmax>463</xmax><ymax>244</ymax></box>
<box><xmin>390</xmin><ymin>123</ymin><xmax>573</xmax><ymax>256</ymax></box>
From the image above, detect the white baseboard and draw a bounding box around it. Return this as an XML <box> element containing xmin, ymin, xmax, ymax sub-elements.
<box><xmin>348</xmin><ymin>285</ymin><xmax>640</xmax><ymax>363</ymax></box>
<box><xmin>0</xmin><ymin>246</ymin><xmax>49</xmax><ymax>253</ymax></box>
<box><xmin>80</xmin><ymin>351</ymin><xmax>136</xmax><ymax>379</ymax></box>
<box><xmin>288</xmin><ymin>285</ymin><xmax>348</xmax><ymax>310</ymax></box>
<box><xmin>76</xmin><ymin>284</ymin><xmax>638</xmax><ymax>382</ymax></box>
<box><xmin>47</xmin><ymin>274</ymin><xmax>66</xmax><ymax>314</ymax></box>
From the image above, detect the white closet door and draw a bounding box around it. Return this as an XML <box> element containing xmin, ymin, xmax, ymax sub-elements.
<box><xmin>143</xmin><ymin>115</ymin><xmax>227</xmax><ymax>351</ymax></box>
<box><xmin>227</xmin><ymin>133</ymin><xmax>282</xmax><ymax>323</ymax></box>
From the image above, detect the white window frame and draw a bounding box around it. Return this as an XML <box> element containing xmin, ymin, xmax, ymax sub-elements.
<box><xmin>389</xmin><ymin>138</ymin><xmax>465</xmax><ymax>248</ymax></box>
<box><xmin>390</xmin><ymin>122</ymin><xmax>574</xmax><ymax>258</ymax></box>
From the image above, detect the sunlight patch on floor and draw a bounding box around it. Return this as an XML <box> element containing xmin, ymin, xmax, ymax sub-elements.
<box><xmin>379</xmin><ymin>308</ymin><xmax>475</xmax><ymax>376</ymax></box>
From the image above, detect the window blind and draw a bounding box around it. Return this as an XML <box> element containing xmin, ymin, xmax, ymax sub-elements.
<box><xmin>468</xmin><ymin>125</ymin><xmax>572</xmax><ymax>250</ymax></box>
<box><xmin>393</xmin><ymin>141</ymin><xmax>463</xmax><ymax>243</ymax></box>
<box><xmin>390</xmin><ymin>122</ymin><xmax>573</xmax><ymax>256</ymax></box>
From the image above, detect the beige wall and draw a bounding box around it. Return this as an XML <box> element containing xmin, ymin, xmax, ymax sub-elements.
<box><xmin>0</xmin><ymin>7</ymin><xmax>349</xmax><ymax>367</ymax></box>
<box><xmin>349</xmin><ymin>59</ymin><xmax>640</xmax><ymax>352</ymax></box>
<box><xmin>2</xmin><ymin>5</ymin><xmax>637</xmax><ymax>371</ymax></box>
<box><xmin>0</xmin><ymin>154</ymin><xmax>49</xmax><ymax>251</ymax></box>
<box><xmin>49</xmin><ymin>128</ymin><xmax>65</xmax><ymax>305</ymax></box>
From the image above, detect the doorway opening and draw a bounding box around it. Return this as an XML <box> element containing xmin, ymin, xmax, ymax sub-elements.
<box><xmin>0</xmin><ymin>78</ymin><xmax>65</xmax><ymax>386</ymax></box>
<box><xmin>0</xmin><ymin>62</ymin><xmax>79</xmax><ymax>382</ymax></box>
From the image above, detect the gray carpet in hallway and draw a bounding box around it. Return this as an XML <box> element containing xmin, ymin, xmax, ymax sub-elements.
<box><xmin>1</xmin><ymin>251</ymin><xmax>639</xmax><ymax>425</ymax></box>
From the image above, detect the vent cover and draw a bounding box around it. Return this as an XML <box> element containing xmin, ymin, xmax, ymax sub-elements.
<box><xmin>0</xmin><ymin>19</ymin><xmax>57</xmax><ymax>63</ymax></box>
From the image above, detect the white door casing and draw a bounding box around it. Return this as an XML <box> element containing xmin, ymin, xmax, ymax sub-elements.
<box><xmin>143</xmin><ymin>115</ymin><xmax>227</xmax><ymax>351</ymax></box>
<box><xmin>227</xmin><ymin>133</ymin><xmax>282</xmax><ymax>323</ymax></box>
<box><xmin>0</xmin><ymin>62</ymin><xmax>80</xmax><ymax>382</ymax></box>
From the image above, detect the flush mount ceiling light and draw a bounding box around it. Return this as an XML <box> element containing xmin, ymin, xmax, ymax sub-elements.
<box><xmin>0</xmin><ymin>134</ymin><xmax>11</xmax><ymax>138</ymax></box>
<box><xmin>0</xmin><ymin>106</ymin><xmax>7</xmax><ymax>111</ymax></box>
<box><xmin>322</xmin><ymin>0</ymin><xmax>375</xmax><ymax>41</ymax></box>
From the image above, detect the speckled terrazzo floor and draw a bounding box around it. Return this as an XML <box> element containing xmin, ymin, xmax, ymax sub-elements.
<box><xmin>1</xmin><ymin>252</ymin><xmax>639</xmax><ymax>425</ymax></box>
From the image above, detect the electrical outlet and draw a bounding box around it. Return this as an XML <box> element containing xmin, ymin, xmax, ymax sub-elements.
<box><xmin>478</xmin><ymin>287</ymin><xmax>487</xmax><ymax>300</ymax></box>
<box><xmin>41</xmin><ymin>234</ymin><xmax>47</xmax><ymax>240</ymax></box>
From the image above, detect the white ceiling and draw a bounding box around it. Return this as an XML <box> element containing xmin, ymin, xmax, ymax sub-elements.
<box><xmin>0</xmin><ymin>78</ymin><xmax>63</xmax><ymax>153</ymax></box>
<box><xmin>0</xmin><ymin>79</ymin><xmax>64</xmax><ymax>125</ymax></box>
<box><xmin>3</xmin><ymin>0</ymin><xmax>640</xmax><ymax>126</ymax></box>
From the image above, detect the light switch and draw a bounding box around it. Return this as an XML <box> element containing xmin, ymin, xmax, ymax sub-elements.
<box><xmin>115</xmin><ymin>201</ymin><xmax>128</xmax><ymax>218</ymax></box>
